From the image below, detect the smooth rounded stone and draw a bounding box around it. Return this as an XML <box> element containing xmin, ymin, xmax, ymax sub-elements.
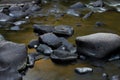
<box><xmin>75</xmin><ymin>67</ymin><xmax>93</xmax><ymax>74</ymax></box>
<box><xmin>0</xmin><ymin>41</ymin><xmax>27</xmax><ymax>70</ymax></box>
<box><xmin>111</xmin><ymin>75</ymin><xmax>120</xmax><ymax>80</ymax></box>
<box><xmin>33</xmin><ymin>24</ymin><xmax>54</xmax><ymax>35</ymax></box>
<box><xmin>28</xmin><ymin>39</ymin><xmax>39</xmax><ymax>49</ymax></box>
<box><xmin>59</xmin><ymin>37</ymin><xmax>76</xmax><ymax>53</ymax></box>
<box><xmin>90</xmin><ymin>0</ymin><xmax>104</xmax><ymax>7</ymax></box>
<box><xmin>53</xmin><ymin>25</ymin><xmax>74</xmax><ymax>36</ymax></box>
<box><xmin>9</xmin><ymin>5</ymin><xmax>22</xmax><ymax>12</ymax></box>
<box><xmin>0</xmin><ymin>67</ymin><xmax>22</xmax><ymax>80</ymax></box>
<box><xmin>82</xmin><ymin>11</ymin><xmax>93</xmax><ymax>19</ymax></box>
<box><xmin>66</xmin><ymin>9</ymin><xmax>81</xmax><ymax>17</ymax></box>
<box><xmin>50</xmin><ymin>50</ymin><xmax>78</xmax><ymax>63</ymax></box>
<box><xmin>70</xmin><ymin>2</ymin><xmax>86</xmax><ymax>9</ymax></box>
<box><xmin>95</xmin><ymin>21</ymin><xmax>105</xmax><ymax>27</ymax></box>
<box><xmin>13</xmin><ymin>21</ymin><xmax>27</xmax><ymax>26</ymax></box>
<box><xmin>36</xmin><ymin>44</ymin><xmax>53</xmax><ymax>56</ymax></box>
<box><xmin>9</xmin><ymin>11</ymin><xmax>27</xmax><ymax>18</ymax></box>
<box><xmin>0</xmin><ymin>34</ymin><xmax>5</xmax><ymax>41</ymax></box>
<box><xmin>76</xmin><ymin>33</ymin><xmax>120</xmax><ymax>58</ymax></box>
<box><xmin>0</xmin><ymin>12</ymin><xmax>12</xmax><ymax>22</ymax></box>
<box><xmin>10</xmin><ymin>26</ymin><xmax>20</xmax><ymax>31</ymax></box>
<box><xmin>39</xmin><ymin>33</ymin><xmax>62</xmax><ymax>48</ymax></box>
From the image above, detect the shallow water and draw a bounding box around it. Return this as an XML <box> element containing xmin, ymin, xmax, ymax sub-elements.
<box><xmin>0</xmin><ymin>0</ymin><xmax>120</xmax><ymax>80</ymax></box>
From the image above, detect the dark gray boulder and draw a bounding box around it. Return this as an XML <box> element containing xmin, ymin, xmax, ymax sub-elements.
<box><xmin>53</xmin><ymin>25</ymin><xmax>74</xmax><ymax>37</ymax></box>
<box><xmin>59</xmin><ymin>37</ymin><xmax>76</xmax><ymax>53</ymax></box>
<box><xmin>0</xmin><ymin>12</ymin><xmax>12</xmax><ymax>22</ymax></box>
<box><xmin>33</xmin><ymin>24</ymin><xmax>54</xmax><ymax>35</ymax></box>
<box><xmin>28</xmin><ymin>39</ymin><xmax>39</xmax><ymax>49</ymax></box>
<box><xmin>76</xmin><ymin>33</ymin><xmax>120</xmax><ymax>59</ymax></box>
<box><xmin>50</xmin><ymin>50</ymin><xmax>77</xmax><ymax>63</ymax></box>
<box><xmin>70</xmin><ymin>2</ymin><xmax>86</xmax><ymax>9</ymax></box>
<box><xmin>9</xmin><ymin>5</ymin><xmax>22</xmax><ymax>12</ymax></box>
<box><xmin>36</xmin><ymin>44</ymin><xmax>53</xmax><ymax>56</ymax></box>
<box><xmin>39</xmin><ymin>33</ymin><xmax>62</xmax><ymax>48</ymax></box>
<box><xmin>9</xmin><ymin>11</ymin><xmax>27</xmax><ymax>18</ymax></box>
<box><xmin>0</xmin><ymin>41</ymin><xmax>27</xmax><ymax>70</ymax></box>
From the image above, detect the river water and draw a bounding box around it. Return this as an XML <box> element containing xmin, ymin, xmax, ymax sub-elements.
<box><xmin>0</xmin><ymin>0</ymin><xmax>120</xmax><ymax>80</ymax></box>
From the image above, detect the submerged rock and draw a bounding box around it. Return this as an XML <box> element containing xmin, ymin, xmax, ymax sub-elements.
<box><xmin>36</xmin><ymin>44</ymin><xmax>53</xmax><ymax>56</ymax></box>
<box><xmin>83</xmin><ymin>11</ymin><xmax>93</xmax><ymax>19</ymax></box>
<box><xmin>10</xmin><ymin>26</ymin><xmax>20</xmax><ymax>31</ymax></box>
<box><xmin>53</xmin><ymin>25</ymin><xmax>74</xmax><ymax>37</ymax></box>
<box><xmin>76</xmin><ymin>33</ymin><xmax>120</xmax><ymax>58</ymax></box>
<box><xmin>0</xmin><ymin>34</ymin><xmax>5</xmax><ymax>41</ymax></box>
<box><xmin>66</xmin><ymin>9</ymin><xmax>81</xmax><ymax>17</ymax></box>
<box><xmin>70</xmin><ymin>2</ymin><xmax>86</xmax><ymax>9</ymax></box>
<box><xmin>39</xmin><ymin>33</ymin><xmax>62</xmax><ymax>48</ymax></box>
<box><xmin>95</xmin><ymin>21</ymin><xmax>105</xmax><ymax>27</ymax></box>
<box><xmin>90</xmin><ymin>0</ymin><xmax>104</xmax><ymax>7</ymax></box>
<box><xmin>111</xmin><ymin>75</ymin><xmax>120</xmax><ymax>80</ymax></box>
<box><xmin>9</xmin><ymin>11</ymin><xmax>26</xmax><ymax>18</ymax></box>
<box><xmin>75</xmin><ymin>67</ymin><xmax>93</xmax><ymax>74</ymax></box>
<box><xmin>50</xmin><ymin>50</ymin><xmax>77</xmax><ymax>63</ymax></box>
<box><xmin>33</xmin><ymin>24</ymin><xmax>54</xmax><ymax>35</ymax></box>
<box><xmin>13</xmin><ymin>21</ymin><xmax>27</xmax><ymax>26</ymax></box>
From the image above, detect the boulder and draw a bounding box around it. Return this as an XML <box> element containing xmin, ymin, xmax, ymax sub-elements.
<box><xmin>111</xmin><ymin>75</ymin><xmax>120</xmax><ymax>80</ymax></box>
<box><xmin>9</xmin><ymin>5</ymin><xmax>22</xmax><ymax>12</ymax></box>
<box><xmin>70</xmin><ymin>2</ymin><xmax>86</xmax><ymax>9</ymax></box>
<box><xmin>50</xmin><ymin>50</ymin><xmax>77</xmax><ymax>63</ymax></box>
<box><xmin>0</xmin><ymin>12</ymin><xmax>12</xmax><ymax>22</ymax></box>
<box><xmin>0</xmin><ymin>41</ymin><xmax>27</xmax><ymax>70</ymax></box>
<box><xmin>76</xmin><ymin>33</ymin><xmax>120</xmax><ymax>58</ymax></box>
<box><xmin>13</xmin><ymin>21</ymin><xmax>27</xmax><ymax>26</ymax></box>
<box><xmin>39</xmin><ymin>33</ymin><xmax>62</xmax><ymax>48</ymax></box>
<box><xmin>53</xmin><ymin>25</ymin><xmax>74</xmax><ymax>37</ymax></box>
<box><xmin>33</xmin><ymin>24</ymin><xmax>54</xmax><ymax>35</ymax></box>
<box><xmin>75</xmin><ymin>67</ymin><xmax>93</xmax><ymax>74</ymax></box>
<box><xmin>59</xmin><ymin>37</ymin><xmax>76</xmax><ymax>53</ymax></box>
<box><xmin>28</xmin><ymin>39</ymin><xmax>39</xmax><ymax>49</ymax></box>
<box><xmin>9</xmin><ymin>11</ymin><xmax>27</xmax><ymax>18</ymax></box>
<box><xmin>36</xmin><ymin>44</ymin><xmax>53</xmax><ymax>56</ymax></box>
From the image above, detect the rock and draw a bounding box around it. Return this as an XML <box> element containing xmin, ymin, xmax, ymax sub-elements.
<box><xmin>0</xmin><ymin>41</ymin><xmax>27</xmax><ymax>70</ymax></box>
<box><xmin>102</xmin><ymin>73</ymin><xmax>109</xmax><ymax>80</ymax></box>
<box><xmin>9</xmin><ymin>5</ymin><xmax>22</xmax><ymax>12</ymax></box>
<box><xmin>76</xmin><ymin>33</ymin><xmax>120</xmax><ymax>58</ymax></box>
<box><xmin>53</xmin><ymin>25</ymin><xmax>74</xmax><ymax>37</ymax></box>
<box><xmin>9</xmin><ymin>11</ymin><xmax>27</xmax><ymax>18</ymax></box>
<box><xmin>59</xmin><ymin>37</ymin><xmax>76</xmax><ymax>53</ymax></box>
<box><xmin>90</xmin><ymin>0</ymin><xmax>104</xmax><ymax>7</ymax></box>
<box><xmin>66</xmin><ymin>9</ymin><xmax>81</xmax><ymax>17</ymax></box>
<box><xmin>10</xmin><ymin>26</ymin><xmax>20</xmax><ymax>31</ymax></box>
<box><xmin>95</xmin><ymin>21</ymin><xmax>104</xmax><ymax>27</ymax></box>
<box><xmin>0</xmin><ymin>12</ymin><xmax>12</xmax><ymax>22</ymax></box>
<box><xmin>111</xmin><ymin>75</ymin><xmax>120</xmax><ymax>80</ymax></box>
<box><xmin>36</xmin><ymin>44</ymin><xmax>53</xmax><ymax>56</ymax></box>
<box><xmin>39</xmin><ymin>33</ymin><xmax>62</xmax><ymax>48</ymax></box>
<box><xmin>33</xmin><ymin>24</ymin><xmax>54</xmax><ymax>35</ymax></box>
<box><xmin>0</xmin><ymin>34</ymin><xmax>5</xmax><ymax>41</ymax></box>
<box><xmin>75</xmin><ymin>67</ymin><xmax>93</xmax><ymax>74</ymax></box>
<box><xmin>50</xmin><ymin>50</ymin><xmax>77</xmax><ymax>63</ymax></box>
<box><xmin>13</xmin><ymin>21</ymin><xmax>27</xmax><ymax>26</ymax></box>
<box><xmin>108</xmin><ymin>54</ymin><xmax>120</xmax><ymax>62</ymax></box>
<box><xmin>28</xmin><ymin>39</ymin><xmax>39</xmax><ymax>49</ymax></box>
<box><xmin>70</xmin><ymin>2</ymin><xmax>86</xmax><ymax>9</ymax></box>
<box><xmin>82</xmin><ymin>11</ymin><xmax>93</xmax><ymax>19</ymax></box>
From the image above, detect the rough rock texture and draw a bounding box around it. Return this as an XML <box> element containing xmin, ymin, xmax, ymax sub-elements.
<box><xmin>76</xmin><ymin>33</ymin><xmax>120</xmax><ymax>58</ymax></box>
<box><xmin>0</xmin><ymin>41</ymin><xmax>27</xmax><ymax>70</ymax></box>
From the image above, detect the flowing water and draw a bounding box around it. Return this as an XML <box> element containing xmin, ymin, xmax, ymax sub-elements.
<box><xmin>0</xmin><ymin>0</ymin><xmax>120</xmax><ymax>80</ymax></box>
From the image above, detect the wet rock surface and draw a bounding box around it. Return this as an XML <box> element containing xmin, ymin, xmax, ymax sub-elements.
<box><xmin>75</xmin><ymin>67</ymin><xmax>93</xmax><ymax>74</ymax></box>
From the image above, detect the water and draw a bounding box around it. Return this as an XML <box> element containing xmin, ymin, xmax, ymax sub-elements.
<box><xmin>0</xmin><ymin>0</ymin><xmax>120</xmax><ymax>80</ymax></box>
